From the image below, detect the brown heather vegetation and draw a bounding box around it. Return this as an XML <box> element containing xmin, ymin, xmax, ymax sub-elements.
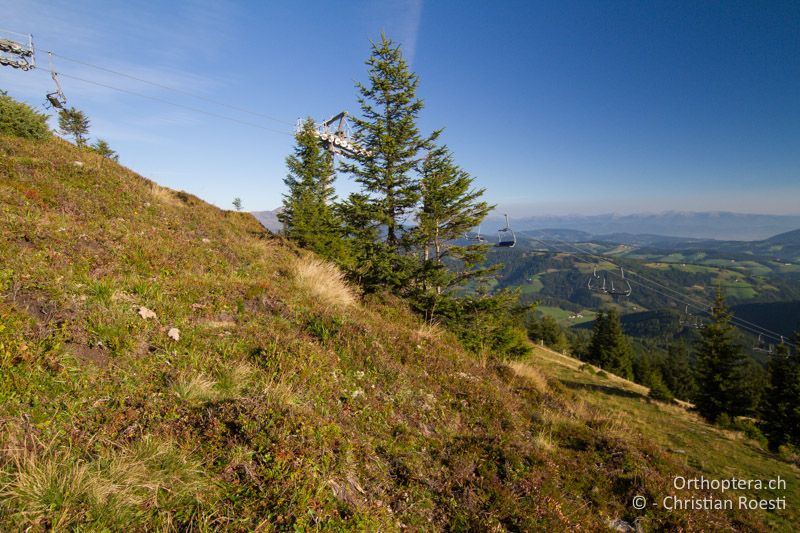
<box><xmin>0</xmin><ymin>134</ymin><xmax>792</xmax><ymax>530</ymax></box>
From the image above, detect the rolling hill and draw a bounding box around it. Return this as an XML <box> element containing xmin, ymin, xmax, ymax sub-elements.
<box><xmin>1</xmin><ymin>133</ymin><xmax>796</xmax><ymax>530</ymax></box>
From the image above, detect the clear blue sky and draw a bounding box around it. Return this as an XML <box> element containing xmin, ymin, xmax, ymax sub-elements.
<box><xmin>2</xmin><ymin>0</ymin><xmax>798</xmax><ymax>215</ymax></box>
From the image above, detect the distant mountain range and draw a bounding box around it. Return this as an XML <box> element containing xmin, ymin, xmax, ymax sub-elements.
<box><xmin>485</xmin><ymin>211</ymin><xmax>800</xmax><ymax>241</ymax></box>
<box><xmin>516</xmin><ymin>228</ymin><xmax>800</xmax><ymax>263</ymax></box>
<box><xmin>253</xmin><ymin>208</ymin><xmax>800</xmax><ymax>244</ymax></box>
<box><xmin>251</xmin><ymin>209</ymin><xmax>282</xmax><ymax>232</ymax></box>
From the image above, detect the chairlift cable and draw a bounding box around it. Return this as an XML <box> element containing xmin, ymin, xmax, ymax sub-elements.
<box><xmin>44</xmin><ymin>50</ymin><xmax>295</xmax><ymax>126</ymax></box>
<box><xmin>0</xmin><ymin>28</ymin><xmax>32</xmax><ymax>38</ymax></box>
<box><xmin>38</xmin><ymin>68</ymin><xmax>294</xmax><ymax>137</ymax></box>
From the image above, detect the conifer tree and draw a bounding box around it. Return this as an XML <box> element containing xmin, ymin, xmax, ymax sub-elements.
<box><xmin>662</xmin><ymin>343</ymin><xmax>696</xmax><ymax>401</ymax></box>
<box><xmin>91</xmin><ymin>139</ymin><xmax>118</xmax><ymax>161</ymax></box>
<box><xmin>279</xmin><ymin>118</ymin><xmax>345</xmax><ymax>262</ymax></box>
<box><xmin>693</xmin><ymin>290</ymin><xmax>751</xmax><ymax>422</ymax></box>
<box><xmin>58</xmin><ymin>107</ymin><xmax>90</xmax><ymax>147</ymax></box>
<box><xmin>340</xmin><ymin>34</ymin><xmax>437</xmax><ymax>250</ymax></box>
<box><xmin>761</xmin><ymin>335</ymin><xmax>800</xmax><ymax>450</ymax></box>
<box><xmin>409</xmin><ymin>144</ymin><xmax>493</xmax><ymax>312</ymax></box>
<box><xmin>587</xmin><ymin>308</ymin><xmax>634</xmax><ymax>379</ymax></box>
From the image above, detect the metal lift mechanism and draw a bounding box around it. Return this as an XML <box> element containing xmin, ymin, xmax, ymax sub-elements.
<box><xmin>303</xmin><ymin>111</ymin><xmax>368</xmax><ymax>158</ymax></box>
<box><xmin>0</xmin><ymin>33</ymin><xmax>35</xmax><ymax>71</ymax></box>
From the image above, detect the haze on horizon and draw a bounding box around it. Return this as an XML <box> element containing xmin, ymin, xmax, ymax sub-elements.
<box><xmin>2</xmin><ymin>1</ymin><xmax>798</xmax><ymax>216</ymax></box>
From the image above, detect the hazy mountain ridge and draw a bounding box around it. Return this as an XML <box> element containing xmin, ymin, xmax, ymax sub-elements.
<box><xmin>251</xmin><ymin>208</ymin><xmax>282</xmax><ymax>232</ymax></box>
<box><xmin>486</xmin><ymin>211</ymin><xmax>800</xmax><ymax>241</ymax></box>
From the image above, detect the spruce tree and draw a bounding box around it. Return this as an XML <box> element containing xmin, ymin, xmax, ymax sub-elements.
<box><xmin>58</xmin><ymin>107</ymin><xmax>90</xmax><ymax>147</ymax></box>
<box><xmin>587</xmin><ymin>308</ymin><xmax>633</xmax><ymax>379</ymax></box>
<box><xmin>91</xmin><ymin>139</ymin><xmax>118</xmax><ymax>161</ymax></box>
<box><xmin>662</xmin><ymin>343</ymin><xmax>696</xmax><ymax>401</ymax></box>
<box><xmin>279</xmin><ymin>118</ymin><xmax>345</xmax><ymax>262</ymax></box>
<box><xmin>587</xmin><ymin>311</ymin><xmax>608</xmax><ymax>366</ymax></box>
<box><xmin>340</xmin><ymin>34</ymin><xmax>437</xmax><ymax>250</ymax></box>
<box><xmin>693</xmin><ymin>290</ymin><xmax>751</xmax><ymax>422</ymax></box>
<box><xmin>409</xmin><ymin>144</ymin><xmax>493</xmax><ymax>313</ymax></box>
<box><xmin>761</xmin><ymin>336</ymin><xmax>800</xmax><ymax>450</ymax></box>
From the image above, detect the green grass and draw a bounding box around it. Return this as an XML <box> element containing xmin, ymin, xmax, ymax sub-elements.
<box><xmin>526</xmin><ymin>344</ymin><xmax>800</xmax><ymax>531</ymax></box>
<box><xmin>537</xmin><ymin>305</ymin><xmax>596</xmax><ymax>326</ymax></box>
<box><xmin>0</xmin><ymin>134</ymin><xmax>788</xmax><ymax>531</ymax></box>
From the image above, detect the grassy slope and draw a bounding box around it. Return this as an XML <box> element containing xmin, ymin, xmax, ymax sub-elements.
<box><xmin>0</xmin><ymin>135</ymin><xmax>785</xmax><ymax>531</ymax></box>
<box><xmin>525</xmin><ymin>344</ymin><xmax>800</xmax><ymax>531</ymax></box>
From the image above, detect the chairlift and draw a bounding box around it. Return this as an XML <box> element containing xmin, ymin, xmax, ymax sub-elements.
<box><xmin>607</xmin><ymin>268</ymin><xmax>632</xmax><ymax>296</ymax></box>
<box><xmin>0</xmin><ymin>32</ymin><xmax>35</xmax><ymax>71</ymax></box>
<box><xmin>45</xmin><ymin>52</ymin><xmax>67</xmax><ymax>109</ymax></box>
<box><xmin>468</xmin><ymin>225</ymin><xmax>486</xmax><ymax>243</ymax></box>
<box><xmin>496</xmin><ymin>214</ymin><xmax>516</xmax><ymax>248</ymax></box>
<box><xmin>302</xmin><ymin>111</ymin><xmax>368</xmax><ymax>159</ymax></box>
<box><xmin>753</xmin><ymin>334</ymin><xmax>773</xmax><ymax>354</ymax></box>
<box><xmin>679</xmin><ymin>305</ymin><xmax>703</xmax><ymax>329</ymax></box>
<box><xmin>587</xmin><ymin>266</ymin><xmax>631</xmax><ymax>297</ymax></box>
<box><xmin>587</xmin><ymin>266</ymin><xmax>608</xmax><ymax>293</ymax></box>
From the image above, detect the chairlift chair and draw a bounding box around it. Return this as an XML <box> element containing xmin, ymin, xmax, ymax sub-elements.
<box><xmin>753</xmin><ymin>334</ymin><xmax>773</xmax><ymax>354</ymax></box>
<box><xmin>587</xmin><ymin>266</ymin><xmax>631</xmax><ymax>297</ymax></box>
<box><xmin>472</xmin><ymin>225</ymin><xmax>486</xmax><ymax>243</ymax></box>
<box><xmin>587</xmin><ymin>266</ymin><xmax>608</xmax><ymax>293</ymax></box>
<box><xmin>679</xmin><ymin>305</ymin><xmax>703</xmax><ymax>329</ymax></box>
<box><xmin>607</xmin><ymin>267</ymin><xmax>632</xmax><ymax>297</ymax></box>
<box><xmin>496</xmin><ymin>214</ymin><xmax>516</xmax><ymax>248</ymax></box>
<box><xmin>45</xmin><ymin>52</ymin><xmax>67</xmax><ymax>109</ymax></box>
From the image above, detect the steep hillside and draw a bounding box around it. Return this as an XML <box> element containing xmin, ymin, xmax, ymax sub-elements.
<box><xmin>524</xmin><ymin>345</ymin><xmax>800</xmax><ymax>531</ymax></box>
<box><xmin>0</xmin><ymin>135</ymin><xmax>787</xmax><ymax>530</ymax></box>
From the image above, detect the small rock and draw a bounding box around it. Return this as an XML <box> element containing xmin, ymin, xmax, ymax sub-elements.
<box><xmin>201</xmin><ymin>238</ymin><xmax>211</xmax><ymax>243</ymax></box>
<box><xmin>72</xmin><ymin>161</ymin><xmax>84</xmax><ymax>167</ymax></box>
<box><xmin>167</xmin><ymin>328</ymin><xmax>180</xmax><ymax>341</ymax></box>
<box><xmin>138</xmin><ymin>306</ymin><xmax>157</xmax><ymax>320</ymax></box>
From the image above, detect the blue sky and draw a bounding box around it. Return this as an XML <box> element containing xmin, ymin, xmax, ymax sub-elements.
<box><xmin>1</xmin><ymin>0</ymin><xmax>798</xmax><ymax>215</ymax></box>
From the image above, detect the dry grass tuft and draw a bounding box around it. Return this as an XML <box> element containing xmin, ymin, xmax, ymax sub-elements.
<box><xmin>508</xmin><ymin>361</ymin><xmax>549</xmax><ymax>394</ymax></box>
<box><xmin>533</xmin><ymin>429</ymin><xmax>555</xmax><ymax>451</ymax></box>
<box><xmin>293</xmin><ymin>256</ymin><xmax>356</xmax><ymax>308</ymax></box>
<box><xmin>149</xmin><ymin>183</ymin><xmax>182</xmax><ymax>207</ymax></box>
<box><xmin>0</xmin><ymin>436</ymin><xmax>205</xmax><ymax>529</ymax></box>
<box><xmin>415</xmin><ymin>321</ymin><xmax>443</xmax><ymax>342</ymax></box>
<box><xmin>172</xmin><ymin>373</ymin><xmax>217</xmax><ymax>403</ymax></box>
<box><xmin>215</xmin><ymin>362</ymin><xmax>254</xmax><ymax>399</ymax></box>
